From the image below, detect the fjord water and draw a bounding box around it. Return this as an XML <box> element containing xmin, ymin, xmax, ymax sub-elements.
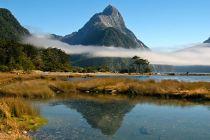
<box><xmin>97</xmin><ymin>75</ymin><xmax>210</xmax><ymax>82</ymax></box>
<box><xmin>32</xmin><ymin>96</ymin><xmax>210</xmax><ymax>140</ymax></box>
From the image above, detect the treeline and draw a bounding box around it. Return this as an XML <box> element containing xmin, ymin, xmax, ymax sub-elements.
<box><xmin>0</xmin><ymin>40</ymin><xmax>150</xmax><ymax>73</ymax></box>
<box><xmin>0</xmin><ymin>40</ymin><xmax>71</xmax><ymax>72</ymax></box>
<box><xmin>72</xmin><ymin>66</ymin><xmax>111</xmax><ymax>73</ymax></box>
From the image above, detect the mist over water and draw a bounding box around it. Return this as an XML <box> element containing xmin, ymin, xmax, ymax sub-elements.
<box><xmin>23</xmin><ymin>34</ymin><xmax>210</xmax><ymax>66</ymax></box>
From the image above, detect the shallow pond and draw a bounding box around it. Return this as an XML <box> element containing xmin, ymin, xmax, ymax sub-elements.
<box><xmin>31</xmin><ymin>95</ymin><xmax>210</xmax><ymax>140</ymax></box>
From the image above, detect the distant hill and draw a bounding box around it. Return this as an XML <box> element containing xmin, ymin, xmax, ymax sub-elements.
<box><xmin>70</xmin><ymin>54</ymin><xmax>131</xmax><ymax>71</ymax></box>
<box><xmin>151</xmin><ymin>65</ymin><xmax>210</xmax><ymax>73</ymax></box>
<box><xmin>60</xmin><ymin>5</ymin><xmax>149</xmax><ymax>49</ymax></box>
<box><xmin>204</xmin><ymin>37</ymin><xmax>210</xmax><ymax>43</ymax></box>
<box><xmin>174</xmin><ymin>65</ymin><xmax>210</xmax><ymax>73</ymax></box>
<box><xmin>50</xmin><ymin>34</ymin><xmax>63</xmax><ymax>41</ymax></box>
<box><xmin>0</xmin><ymin>8</ymin><xmax>30</xmax><ymax>41</ymax></box>
<box><xmin>0</xmin><ymin>8</ymin><xmax>71</xmax><ymax>72</ymax></box>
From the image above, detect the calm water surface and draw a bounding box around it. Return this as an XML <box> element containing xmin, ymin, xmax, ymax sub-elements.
<box><xmin>32</xmin><ymin>96</ymin><xmax>210</xmax><ymax>140</ymax></box>
<box><xmin>68</xmin><ymin>75</ymin><xmax>210</xmax><ymax>82</ymax></box>
<box><xmin>97</xmin><ymin>75</ymin><xmax>210</xmax><ymax>82</ymax></box>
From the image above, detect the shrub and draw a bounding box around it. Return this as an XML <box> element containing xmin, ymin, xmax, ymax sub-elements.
<box><xmin>0</xmin><ymin>65</ymin><xmax>9</xmax><ymax>72</ymax></box>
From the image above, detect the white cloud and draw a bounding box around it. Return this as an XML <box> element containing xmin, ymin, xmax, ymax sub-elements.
<box><xmin>23</xmin><ymin>34</ymin><xmax>210</xmax><ymax>66</ymax></box>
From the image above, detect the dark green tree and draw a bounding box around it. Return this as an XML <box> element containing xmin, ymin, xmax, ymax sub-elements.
<box><xmin>18</xmin><ymin>54</ymin><xmax>35</xmax><ymax>71</ymax></box>
<box><xmin>131</xmin><ymin>56</ymin><xmax>151</xmax><ymax>74</ymax></box>
<box><xmin>41</xmin><ymin>48</ymin><xmax>71</xmax><ymax>72</ymax></box>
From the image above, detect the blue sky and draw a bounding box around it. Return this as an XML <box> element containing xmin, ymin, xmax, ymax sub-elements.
<box><xmin>1</xmin><ymin>0</ymin><xmax>210</xmax><ymax>50</ymax></box>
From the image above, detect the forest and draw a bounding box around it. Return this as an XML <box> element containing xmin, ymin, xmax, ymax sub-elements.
<box><xmin>0</xmin><ymin>40</ymin><xmax>71</xmax><ymax>72</ymax></box>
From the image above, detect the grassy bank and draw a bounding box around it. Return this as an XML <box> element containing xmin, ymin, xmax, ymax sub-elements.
<box><xmin>1</xmin><ymin>73</ymin><xmax>210</xmax><ymax>100</ymax></box>
<box><xmin>0</xmin><ymin>98</ymin><xmax>46</xmax><ymax>140</ymax></box>
<box><xmin>71</xmin><ymin>78</ymin><xmax>210</xmax><ymax>100</ymax></box>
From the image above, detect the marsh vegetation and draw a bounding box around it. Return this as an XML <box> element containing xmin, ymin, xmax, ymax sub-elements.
<box><xmin>1</xmin><ymin>73</ymin><xmax>210</xmax><ymax>100</ymax></box>
<box><xmin>1</xmin><ymin>72</ymin><xmax>210</xmax><ymax>139</ymax></box>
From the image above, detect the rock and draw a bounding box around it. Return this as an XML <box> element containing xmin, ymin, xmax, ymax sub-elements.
<box><xmin>139</xmin><ymin>127</ymin><xmax>153</xmax><ymax>135</ymax></box>
<box><xmin>23</xmin><ymin>130</ymin><xmax>27</xmax><ymax>135</ymax></box>
<box><xmin>112</xmin><ymin>90</ymin><xmax>117</xmax><ymax>93</ymax></box>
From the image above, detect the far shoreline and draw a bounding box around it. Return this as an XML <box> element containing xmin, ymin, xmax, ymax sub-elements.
<box><xmin>22</xmin><ymin>70</ymin><xmax>210</xmax><ymax>77</ymax></box>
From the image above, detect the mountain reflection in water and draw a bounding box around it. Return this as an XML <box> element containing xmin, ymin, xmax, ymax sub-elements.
<box><xmin>32</xmin><ymin>95</ymin><xmax>210</xmax><ymax>140</ymax></box>
<box><xmin>52</xmin><ymin>99</ymin><xmax>134</xmax><ymax>135</ymax></box>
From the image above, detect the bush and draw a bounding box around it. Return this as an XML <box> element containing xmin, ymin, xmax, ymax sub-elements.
<box><xmin>18</xmin><ymin>54</ymin><xmax>35</xmax><ymax>71</ymax></box>
<box><xmin>0</xmin><ymin>65</ymin><xmax>9</xmax><ymax>72</ymax></box>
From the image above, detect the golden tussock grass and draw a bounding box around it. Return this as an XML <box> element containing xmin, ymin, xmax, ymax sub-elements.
<box><xmin>70</xmin><ymin>78</ymin><xmax>210</xmax><ymax>100</ymax></box>
<box><xmin>0</xmin><ymin>98</ymin><xmax>45</xmax><ymax>140</ymax></box>
<box><xmin>0</xmin><ymin>80</ymin><xmax>55</xmax><ymax>99</ymax></box>
<box><xmin>1</xmin><ymin>73</ymin><xmax>210</xmax><ymax>100</ymax></box>
<box><xmin>0</xmin><ymin>98</ymin><xmax>38</xmax><ymax>119</ymax></box>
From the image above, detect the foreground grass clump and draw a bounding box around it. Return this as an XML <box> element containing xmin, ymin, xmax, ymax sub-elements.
<box><xmin>0</xmin><ymin>80</ymin><xmax>55</xmax><ymax>99</ymax></box>
<box><xmin>0</xmin><ymin>98</ymin><xmax>46</xmax><ymax>140</ymax></box>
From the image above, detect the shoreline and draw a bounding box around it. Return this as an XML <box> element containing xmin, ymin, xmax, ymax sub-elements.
<box><xmin>30</xmin><ymin>71</ymin><xmax>210</xmax><ymax>77</ymax></box>
<box><xmin>3</xmin><ymin>71</ymin><xmax>210</xmax><ymax>79</ymax></box>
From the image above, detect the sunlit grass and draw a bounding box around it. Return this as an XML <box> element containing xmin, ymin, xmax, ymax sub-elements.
<box><xmin>0</xmin><ymin>98</ymin><xmax>38</xmax><ymax>119</ymax></box>
<box><xmin>0</xmin><ymin>98</ymin><xmax>46</xmax><ymax>140</ymax></box>
<box><xmin>71</xmin><ymin>78</ymin><xmax>210</xmax><ymax>99</ymax></box>
<box><xmin>0</xmin><ymin>80</ymin><xmax>55</xmax><ymax>99</ymax></box>
<box><xmin>1</xmin><ymin>72</ymin><xmax>210</xmax><ymax>100</ymax></box>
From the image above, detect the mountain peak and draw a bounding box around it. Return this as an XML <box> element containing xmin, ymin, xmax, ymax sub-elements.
<box><xmin>62</xmin><ymin>5</ymin><xmax>149</xmax><ymax>49</ymax></box>
<box><xmin>96</xmin><ymin>5</ymin><xmax>125</xmax><ymax>32</ymax></box>
<box><xmin>102</xmin><ymin>5</ymin><xmax>119</xmax><ymax>16</ymax></box>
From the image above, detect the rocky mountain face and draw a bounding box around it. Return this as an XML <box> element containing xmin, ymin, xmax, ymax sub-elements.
<box><xmin>204</xmin><ymin>37</ymin><xmax>210</xmax><ymax>43</ymax></box>
<box><xmin>50</xmin><ymin>34</ymin><xmax>63</xmax><ymax>40</ymax></box>
<box><xmin>0</xmin><ymin>8</ymin><xmax>30</xmax><ymax>41</ymax></box>
<box><xmin>61</xmin><ymin>5</ymin><xmax>149</xmax><ymax>49</ymax></box>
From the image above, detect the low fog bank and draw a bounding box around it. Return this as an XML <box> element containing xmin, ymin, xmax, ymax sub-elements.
<box><xmin>23</xmin><ymin>34</ymin><xmax>210</xmax><ymax>66</ymax></box>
